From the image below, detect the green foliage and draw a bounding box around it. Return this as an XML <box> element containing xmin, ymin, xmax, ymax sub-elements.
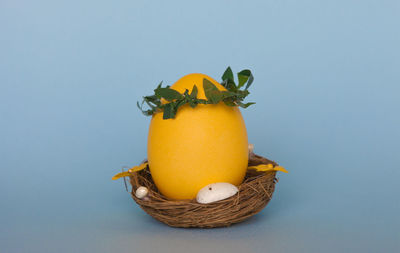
<box><xmin>154</xmin><ymin>87</ymin><xmax>183</xmax><ymax>101</ymax></box>
<box><xmin>138</xmin><ymin>67</ymin><xmax>256</xmax><ymax>119</ymax></box>
<box><xmin>203</xmin><ymin>79</ymin><xmax>223</xmax><ymax>104</ymax></box>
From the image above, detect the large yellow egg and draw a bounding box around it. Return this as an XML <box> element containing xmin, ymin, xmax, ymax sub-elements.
<box><xmin>147</xmin><ymin>73</ymin><xmax>248</xmax><ymax>199</ymax></box>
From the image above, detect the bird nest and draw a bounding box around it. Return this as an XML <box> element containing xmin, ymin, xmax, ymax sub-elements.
<box><xmin>126</xmin><ymin>153</ymin><xmax>280</xmax><ymax>228</ymax></box>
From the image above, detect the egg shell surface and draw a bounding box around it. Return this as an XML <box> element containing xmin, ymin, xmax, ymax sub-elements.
<box><xmin>196</xmin><ymin>182</ymin><xmax>239</xmax><ymax>204</ymax></box>
<box><xmin>147</xmin><ymin>73</ymin><xmax>248</xmax><ymax>200</ymax></box>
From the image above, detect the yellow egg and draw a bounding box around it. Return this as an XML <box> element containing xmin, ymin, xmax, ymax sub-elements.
<box><xmin>147</xmin><ymin>73</ymin><xmax>248</xmax><ymax>199</ymax></box>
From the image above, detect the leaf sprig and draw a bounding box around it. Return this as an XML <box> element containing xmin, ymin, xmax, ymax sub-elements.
<box><xmin>137</xmin><ymin>67</ymin><xmax>255</xmax><ymax>119</ymax></box>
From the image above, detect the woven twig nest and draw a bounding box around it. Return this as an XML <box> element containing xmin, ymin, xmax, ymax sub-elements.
<box><xmin>127</xmin><ymin>153</ymin><xmax>280</xmax><ymax>228</ymax></box>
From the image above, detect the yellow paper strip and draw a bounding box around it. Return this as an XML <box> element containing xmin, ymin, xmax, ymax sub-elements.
<box><xmin>112</xmin><ymin>162</ymin><xmax>148</xmax><ymax>180</ymax></box>
<box><xmin>248</xmin><ymin>164</ymin><xmax>288</xmax><ymax>173</ymax></box>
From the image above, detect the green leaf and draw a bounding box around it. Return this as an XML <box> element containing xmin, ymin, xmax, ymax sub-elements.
<box><xmin>222</xmin><ymin>66</ymin><xmax>234</xmax><ymax>82</ymax></box>
<box><xmin>144</xmin><ymin>100</ymin><xmax>155</xmax><ymax>109</ymax></box>
<box><xmin>220</xmin><ymin>79</ymin><xmax>228</xmax><ymax>88</ymax></box>
<box><xmin>223</xmin><ymin>100</ymin><xmax>237</xmax><ymax>107</ymax></box>
<box><xmin>225</xmin><ymin>79</ymin><xmax>238</xmax><ymax>92</ymax></box>
<box><xmin>236</xmin><ymin>89</ymin><xmax>250</xmax><ymax>99</ymax></box>
<box><xmin>155</xmin><ymin>87</ymin><xmax>183</xmax><ymax>101</ymax></box>
<box><xmin>237</xmin><ymin>69</ymin><xmax>251</xmax><ymax>88</ymax></box>
<box><xmin>190</xmin><ymin>85</ymin><xmax>198</xmax><ymax>99</ymax></box>
<box><xmin>137</xmin><ymin>100</ymin><xmax>153</xmax><ymax>115</ymax></box>
<box><xmin>141</xmin><ymin>108</ymin><xmax>155</xmax><ymax>116</ymax></box>
<box><xmin>189</xmin><ymin>100</ymin><xmax>197</xmax><ymax>108</ymax></box>
<box><xmin>183</xmin><ymin>89</ymin><xmax>190</xmax><ymax>97</ymax></box>
<box><xmin>197</xmin><ymin>99</ymin><xmax>208</xmax><ymax>104</ymax></box>
<box><xmin>203</xmin><ymin>78</ymin><xmax>223</xmax><ymax>104</ymax></box>
<box><xmin>175</xmin><ymin>99</ymin><xmax>186</xmax><ymax>111</ymax></box>
<box><xmin>203</xmin><ymin>78</ymin><xmax>219</xmax><ymax>92</ymax></box>
<box><xmin>238</xmin><ymin>101</ymin><xmax>255</xmax><ymax>108</ymax></box>
<box><xmin>163</xmin><ymin>103</ymin><xmax>175</xmax><ymax>119</ymax></box>
<box><xmin>220</xmin><ymin>90</ymin><xmax>236</xmax><ymax>99</ymax></box>
<box><xmin>143</xmin><ymin>95</ymin><xmax>161</xmax><ymax>106</ymax></box>
<box><xmin>245</xmin><ymin>72</ymin><xmax>254</xmax><ymax>90</ymax></box>
<box><xmin>137</xmin><ymin>101</ymin><xmax>143</xmax><ymax>110</ymax></box>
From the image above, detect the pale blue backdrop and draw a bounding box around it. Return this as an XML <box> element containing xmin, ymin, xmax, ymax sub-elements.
<box><xmin>1</xmin><ymin>0</ymin><xmax>399</xmax><ymax>252</ymax></box>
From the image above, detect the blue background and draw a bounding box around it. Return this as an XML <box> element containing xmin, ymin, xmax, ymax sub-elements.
<box><xmin>1</xmin><ymin>0</ymin><xmax>399</xmax><ymax>252</ymax></box>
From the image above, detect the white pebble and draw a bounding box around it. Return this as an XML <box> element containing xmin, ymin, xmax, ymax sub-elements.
<box><xmin>135</xmin><ymin>186</ymin><xmax>149</xmax><ymax>199</ymax></box>
<box><xmin>196</xmin><ymin>182</ymin><xmax>239</xmax><ymax>204</ymax></box>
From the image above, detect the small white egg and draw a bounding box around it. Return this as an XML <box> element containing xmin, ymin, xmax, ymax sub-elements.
<box><xmin>196</xmin><ymin>182</ymin><xmax>239</xmax><ymax>204</ymax></box>
<box><xmin>248</xmin><ymin>143</ymin><xmax>254</xmax><ymax>154</ymax></box>
<box><xmin>135</xmin><ymin>186</ymin><xmax>149</xmax><ymax>199</ymax></box>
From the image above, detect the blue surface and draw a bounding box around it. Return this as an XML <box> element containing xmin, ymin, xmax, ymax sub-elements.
<box><xmin>1</xmin><ymin>0</ymin><xmax>399</xmax><ymax>252</ymax></box>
